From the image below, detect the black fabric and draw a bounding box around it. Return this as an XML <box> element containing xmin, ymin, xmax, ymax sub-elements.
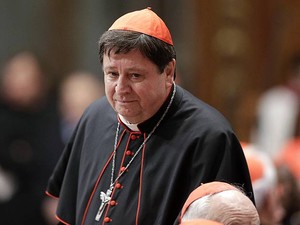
<box><xmin>47</xmin><ymin>85</ymin><xmax>254</xmax><ymax>225</ymax></box>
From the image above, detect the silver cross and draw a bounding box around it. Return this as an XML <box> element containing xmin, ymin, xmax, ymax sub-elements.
<box><xmin>95</xmin><ymin>189</ymin><xmax>112</xmax><ymax>221</ymax></box>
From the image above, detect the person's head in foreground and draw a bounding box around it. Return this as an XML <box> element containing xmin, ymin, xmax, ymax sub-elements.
<box><xmin>98</xmin><ymin>7</ymin><xmax>176</xmax><ymax>124</ymax></box>
<box><xmin>180</xmin><ymin>181</ymin><xmax>260</xmax><ymax>225</ymax></box>
<box><xmin>181</xmin><ymin>219</ymin><xmax>223</xmax><ymax>225</ymax></box>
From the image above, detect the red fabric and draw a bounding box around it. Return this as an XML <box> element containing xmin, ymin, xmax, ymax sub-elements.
<box><xmin>109</xmin><ymin>7</ymin><xmax>173</xmax><ymax>45</ymax></box>
<box><xmin>277</xmin><ymin>138</ymin><xmax>300</xmax><ymax>179</ymax></box>
<box><xmin>243</xmin><ymin>148</ymin><xmax>264</xmax><ymax>182</ymax></box>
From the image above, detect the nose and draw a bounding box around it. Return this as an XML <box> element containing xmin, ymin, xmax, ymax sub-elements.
<box><xmin>115</xmin><ymin>76</ymin><xmax>131</xmax><ymax>94</ymax></box>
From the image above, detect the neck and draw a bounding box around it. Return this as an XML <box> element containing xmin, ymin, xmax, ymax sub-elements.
<box><xmin>118</xmin><ymin>114</ymin><xmax>139</xmax><ymax>131</ymax></box>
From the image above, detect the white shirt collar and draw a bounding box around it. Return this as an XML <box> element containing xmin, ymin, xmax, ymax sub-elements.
<box><xmin>118</xmin><ymin>114</ymin><xmax>140</xmax><ymax>131</ymax></box>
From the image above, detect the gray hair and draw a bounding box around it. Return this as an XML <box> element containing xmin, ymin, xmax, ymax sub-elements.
<box><xmin>182</xmin><ymin>189</ymin><xmax>260</xmax><ymax>225</ymax></box>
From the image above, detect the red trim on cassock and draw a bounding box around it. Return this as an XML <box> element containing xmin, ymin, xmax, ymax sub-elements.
<box><xmin>45</xmin><ymin>190</ymin><xmax>59</xmax><ymax>199</ymax></box>
<box><xmin>56</xmin><ymin>215</ymin><xmax>71</xmax><ymax>225</ymax></box>
<box><xmin>81</xmin><ymin>152</ymin><xmax>114</xmax><ymax>225</ymax></box>
<box><xmin>81</xmin><ymin>128</ymin><xmax>127</xmax><ymax>225</ymax></box>
<box><xmin>135</xmin><ymin>133</ymin><xmax>147</xmax><ymax>225</ymax></box>
<box><xmin>45</xmin><ymin>191</ymin><xmax>71</xmax><ymax>225</ymax></box>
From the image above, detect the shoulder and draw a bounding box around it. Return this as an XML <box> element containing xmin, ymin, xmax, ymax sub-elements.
<box><xmin>175</xmin><ymin>86</ymin><xmax>232</xmax><ymax>131</ymax></box>
<box><xmin>82</xmin><ymin>96</ymin><xmax>114</xmax><ymax>118</ymax></box>
<box><xmin>76</xmin><ymin>96</ymin><xmax>116</xmax><ymax>130</ymax></box>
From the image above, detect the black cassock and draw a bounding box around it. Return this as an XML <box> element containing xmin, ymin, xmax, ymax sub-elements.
<box><xmin>46</xmin><ymin>85</ymin><xmax>254</xmax><ymax>225</ymax></box>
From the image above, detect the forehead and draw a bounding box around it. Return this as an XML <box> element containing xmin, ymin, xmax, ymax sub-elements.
<box><xmin>103</xmin><ymin>49</ymin><xmax>157</xmax><ymax>71</ymax></box>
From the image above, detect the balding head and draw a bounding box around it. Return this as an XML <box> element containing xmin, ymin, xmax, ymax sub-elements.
<box><xmin>181</xmin><ymin>182</ymin><xmax>260</xmax><ymax>225</ymax></box>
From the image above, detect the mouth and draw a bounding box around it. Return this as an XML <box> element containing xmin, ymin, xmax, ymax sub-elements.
<box><xmin>115</xmin><ymin>99</ymin><xmax>136</xmax><ymax>106</ymax></box>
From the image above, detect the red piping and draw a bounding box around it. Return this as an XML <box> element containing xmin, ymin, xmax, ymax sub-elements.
<box><xmin>45</xmin><ymin>190</ymin><xmax>59</xmax><ymax>199</ymax></box>
<box><xmin>81</xmin><ymin>129</ymin><xmax>126</xmax><ymax>225</ymax></box>
<box><xmin>56</xmin><ymin>215</ymin><xmax>71</xmax><ymax>225</ymax></box>
<box><xmin>135</xmin><ymin>133</ymin><xmax>147</xmax><ymax>225</ymax></box>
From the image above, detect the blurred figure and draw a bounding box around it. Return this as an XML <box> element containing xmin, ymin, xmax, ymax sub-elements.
<box><xmin>276</xmin><ymin>164</ymin><xmax>300</xmax><ymax>225</ymax></box>
<box><xmin>1</xmin><ymin>51</ymin><xmax>48</xmax><ymax>111</ymax></box>
<box><xmin>180</xmin><ymin>181</ymin><xmax>259</xmax><ymax>225</ymax></box>
<box><xmin>0</xmin><ymin>50</ymin><xmax>64</xmax><ymax>225</ymax></box>
<box><xmin>41</xmin><ymin>71</ymin><xmax>105</xmax><ymax>224</ymax></box>
<box><xmin>252</xmin><ymin>54</ymin><xmax>300</xmax><ymax>158</ymax></box>
<box><xmin>276</xmin><ymin>138</ymin><xmax>300</xmax><ymax>183</ymax></box>
<box><xmin>243</xmin><ymin>142</ymin><xmax>285</xmax><ymax>225</ymax></box>
<box><xmin>58</xmin><ymin>71</ymin><xmax>105</xmax><ymax>144</ymax></box>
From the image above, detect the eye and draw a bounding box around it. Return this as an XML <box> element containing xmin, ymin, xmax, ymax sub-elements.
<box><xmin>130</xmin><ymin>73</ymin><xmax>144</xmax><ymax>81</ymax></box>
<box><xmin>106</xmin><ymin>71</ymin><xmax>119</xmax><ymax>79</ymax></box>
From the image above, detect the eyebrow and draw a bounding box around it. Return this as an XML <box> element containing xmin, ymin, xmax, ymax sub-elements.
<box><xmin>103</xmin><ymin>66</ymin><xmax>116</xmax><ymax>71</ymax></box>
<box><xmin>103</xmin><ymin>66</ymin><xmax>147</xmax><ymax>74</ymax></box>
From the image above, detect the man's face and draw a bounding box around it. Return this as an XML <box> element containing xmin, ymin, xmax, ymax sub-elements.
<box><xmin>103</xmin><ymin>49</ymin><xmax>174</xmax><ymax>124</ymax></box>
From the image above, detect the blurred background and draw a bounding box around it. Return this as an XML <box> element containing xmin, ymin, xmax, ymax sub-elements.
<box><xmin>1</xmin><ymin>0</ymin><xmax>300</xmax><ymax>225</ymax></box>
<box><xmin>1</xmin><ymin>0</ymin><xmax>300</xmax><ymax>141</ymax></box>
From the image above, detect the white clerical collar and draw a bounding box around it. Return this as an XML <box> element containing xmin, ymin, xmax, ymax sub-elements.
<box><xmin>118</xmin><ymin>114</ymin><xmax>140</xmax><ymax>131</ymax></box>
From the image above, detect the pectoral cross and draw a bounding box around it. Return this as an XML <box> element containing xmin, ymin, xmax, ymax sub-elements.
<box><xmin>95</xmin><ymin>189</ymin><xmax>112</xmax><ymax>221</ymax></box>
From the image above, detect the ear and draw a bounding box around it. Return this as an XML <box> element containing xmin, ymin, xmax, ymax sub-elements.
<box><xmin>164</xmin><ymin>59</ymin><xmax>176</xmax><ymax>87</ymax></box>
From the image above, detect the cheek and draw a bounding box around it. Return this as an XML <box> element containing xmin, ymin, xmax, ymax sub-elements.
<box><xmin>104</xmin><ymin>83</ymin><xmax>114</xmax><ymax>99</ymax></box>
<box><xmin>141</xmin><ymin>84</ymin><xmax>165</xmax><ymax>104</ymax></box>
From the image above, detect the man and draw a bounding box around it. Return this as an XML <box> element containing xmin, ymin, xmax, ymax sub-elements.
<box><xmin>180</xmin><ymin>182</ymin><xmax>259</xmax><ymax>225</ymax></box>
<box><xmin>46</xmin><ymin>8</ymin><xmax>254</xmax><ymax>225</ymax></box>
